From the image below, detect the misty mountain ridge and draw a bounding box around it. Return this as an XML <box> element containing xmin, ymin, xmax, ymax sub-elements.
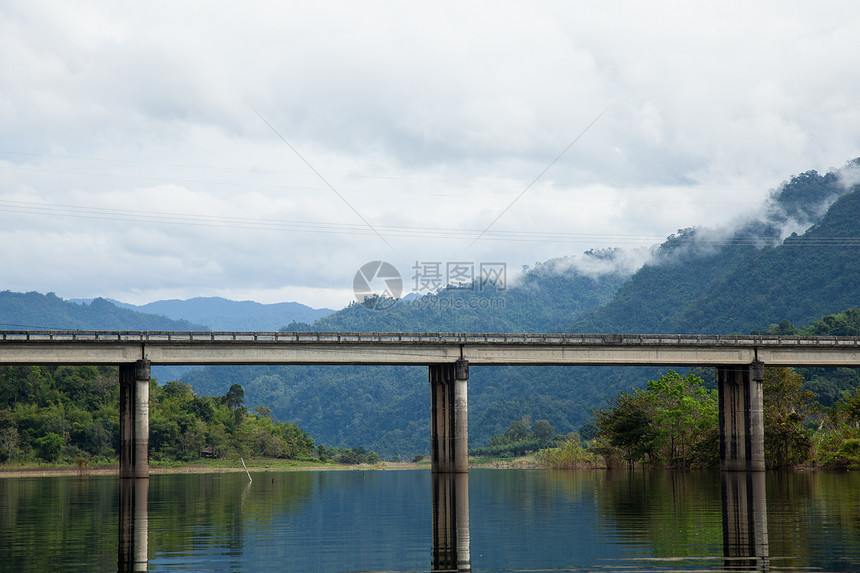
<box><xmin>573</xmin><ymin>158</ymin><xmax>860</xmax><ymax>334</ymax></box>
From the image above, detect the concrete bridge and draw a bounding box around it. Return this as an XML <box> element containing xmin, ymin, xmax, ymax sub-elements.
<box><xmin>3</xmin><ymin>330</ymin><xmax>860</xmax><ymax>477</ymax></box>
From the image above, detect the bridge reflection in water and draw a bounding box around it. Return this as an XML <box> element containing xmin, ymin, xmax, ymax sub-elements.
<box><xmin>432</xmin><ymin>472</ymin><xmax>471</xmax><ymax>571</ymax></box>
<box><xmin>722</xmin><ymin>471</ymin><xmax>769</xmax><ymax>571</ymax></box>
<box><xmin>117</xmin><ymin>471</ymin><xmax>770</xmax><ymax>572</ymax></box>
<box><xmin>118</xmin><ymin>478</ymin><xmax>149</xmax><ymax>573</ymax></box>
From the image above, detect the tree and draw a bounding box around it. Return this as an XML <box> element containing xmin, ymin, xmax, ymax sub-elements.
<box><xmin>593</xmin><ymin>371</ymin><xmax>718</xmax><ymax>469</ymax></box>
<box><xmin>593</xmin><ymin>390</ymin><xmax>656</xmax><ymax>467</ymax></box>
<box><xmin>533</xmin><ymin>419</ymin><xmax>555</xmax><ymax>447</ymax></box>
<box><xmin>34</xmin><ymin>432</ymin><xmax>64</xmax><ymax>462</ymax></box>
<box><xmin>224</xmin><ymin>383</ymin><xmax>245</xmax><ymax>423</ymax></box>
<box><xmin>763</xmin><ymin>367</ymin><xmax>813</xmax><ymax>468</ymax></box>
<box><xmin>644</xmin><ymin>371</ymin><xmax>717</xmax><ymax>468</ymax></box>
<box><xmin>504</xmin><ymin>418</ymin><xmax>531</xmax><ymax>443</ymax></box>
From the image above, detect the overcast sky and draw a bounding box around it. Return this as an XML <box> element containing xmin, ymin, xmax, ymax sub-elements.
<box><xmin>2</xmin><ymin>1</ymin><xmax>859</xmax><ymax>309</ymax></box>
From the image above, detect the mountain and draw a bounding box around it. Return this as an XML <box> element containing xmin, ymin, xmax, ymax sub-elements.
<box><xmin>181</xmin><ymin>158</ymin><xmax>860</xmax><ymax>457</ymax></box>
<box><xmin>573</xmin><ymin>162</ymin><xmax>860</xmax><ymax>334</ymax></box>
<box><xmin>302</xmin><ymin>255</ymin><xmax>629</xmax><ymax>333</ymax></box>
<box><xmin>0</xmin><ymin>291</ymin><xmax>205</xmax><ymax>331</ymax></box>
<box><xmin>102</xmin><ymin>297</ymin><xmax>334</xmax><ymax>331</ymax></box>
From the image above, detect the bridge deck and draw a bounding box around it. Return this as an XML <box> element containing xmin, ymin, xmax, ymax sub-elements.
<box><xmin>1</xmin><ymin>331</ymin><xmax>859</xmax><ymax>367</ymax></box>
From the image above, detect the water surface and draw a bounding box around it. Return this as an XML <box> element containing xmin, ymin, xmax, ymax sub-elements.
<box><xmin>2</xmin><ymin>469</ymin><xmax>859</xmax><ymax>572</ymax></box>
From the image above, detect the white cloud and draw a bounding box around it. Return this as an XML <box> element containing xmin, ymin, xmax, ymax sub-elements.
<box><xmin>1</xmin><ymin>1</ymin><xmax>859</xmax><ymax>310</ymax></box>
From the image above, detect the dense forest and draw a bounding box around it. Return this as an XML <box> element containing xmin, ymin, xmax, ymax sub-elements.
<box><xmin>0</xmin><ymin>365</ymin><xmax>379</xmax><ymax>466</ymax></box>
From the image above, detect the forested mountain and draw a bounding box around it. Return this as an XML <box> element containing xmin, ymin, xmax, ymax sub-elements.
<box><xmin>182</xmin><ymin>159</ymin><xmax>860</xmax><ymax>457</ymax></box>
<box><xmin>102</xmin><ymin>297</ymin><xmax>334</xmax><ymax>331</ymax></box>
<box><xmin>0</xmin><ymin>291</ymin><xmax>205</xmax><ymax>331</ymax></box>
<box><xmin>573</xmin><ymin>164</ymin><xmax>860</xmax><ymax>333</ymax></box>
<box><xmin>301</xmin><ymin>255</ymin><xmax>629</xmax><ymax>333</ymax></box>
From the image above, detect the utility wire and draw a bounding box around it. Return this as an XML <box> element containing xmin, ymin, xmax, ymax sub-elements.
<box><xmin>468</xmin><ymin>108</ymin><xmax>607</xmax><ymax>249</ymax></box>
<box><xmin>253</xmin><ymin>110</ymin><xmax>392</xmax><ymax>248</ymax></box>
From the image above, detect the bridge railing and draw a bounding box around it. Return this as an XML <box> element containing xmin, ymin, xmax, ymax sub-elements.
<box><xmin>1</xmin><ymin>330</ymin><xmax>860</xmax><ymax>347</ymax></box>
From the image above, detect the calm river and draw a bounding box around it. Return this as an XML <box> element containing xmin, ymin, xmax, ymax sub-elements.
<box><xmin>2</xmin><ymin>468</ymin><xmax>859</xmax><ymax>572</ymax></box>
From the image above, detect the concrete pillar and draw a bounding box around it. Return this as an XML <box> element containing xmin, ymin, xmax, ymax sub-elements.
<box><xmin>718</xmin><ymin>362</ymin><xmax>765</xmax><ymax>472</ymax></box>
<box><xmin>721</xmin><ymin>471</ymin><xmax>768</xmax><ymax>569</ymax></box>
<box><xmin>432</xmin><ymin>471</ymin><xmax>471</xmax><ymax>571</ymax></box>
<box><xmin>120</xmin><ymin>360</ymin><xmax>151</xmax><ymax>479</ymax></box>
<box><xmin>118</xmin><ymin>477</ymin><xmax>149</xmax><ymax>572</ymax></box>
<box><xmin>453</xmin><ymin>360</ymin><xmax>469</xmax><ymax>474</ymax></box>
<box><xmin>430</xmin><ymin>360</ymin><xmax>469</xmax><ymax>474</ymax></box>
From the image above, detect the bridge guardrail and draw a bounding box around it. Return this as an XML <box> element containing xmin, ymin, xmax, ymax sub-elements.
<box><xmin>1</xmin><ymin>330</ymin><xmax>860</xmax><ymax>347</ymax></box>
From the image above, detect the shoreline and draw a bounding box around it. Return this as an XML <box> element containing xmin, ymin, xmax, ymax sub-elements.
<box><xmin>0</xmin><ymin>456</ymin><xmax>546</xmax><ymax>478</ymax></box>
<box><xmin>0</xmin><ymin>461</ymin><xmax>427</xmax><ymax>478</ymax></box>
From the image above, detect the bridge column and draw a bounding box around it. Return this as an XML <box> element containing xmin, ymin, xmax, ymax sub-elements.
<box><xmin>120</xmin><ymin>360</ymin><xmax>151</xmax><ymax>479</ymax></box>
<box><xmin>430</xmin><ymin>360</ymin><xmax>469</xmax><ymax>473</ymax></box>
<box><xmin>718</xmin><ymin>362</ymin><xmax>765</xmax><ymax>471</ymax></box>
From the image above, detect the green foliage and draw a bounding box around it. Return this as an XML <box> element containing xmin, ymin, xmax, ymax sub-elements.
<box><xmin>326</xmin><ymin>446</ymin><xmax>381</xmax><ymax>465</ymax></box>
<box><xmin>0</xmin><ymin>366</ymin><xmax>320</xmax><ymax>465</ymax></box>
<box><xmin>34</xmin><ymin>432</ymin><xmax>63</xmax><ymax>461</ymax></box>
<box><xmin>593</xmin><ymin>371</ymin><xmax>718</xmax><ymax>468</ymax></box>
<box><xmin>471</xmin><ymin>417</ymin><xmax>558</xmax><ymax>458</ymax></box>
<box><xmin>533</xmin><ymin>419</ymin><xmax>555</xmax><ymax>447</ymax></box>
<box><xmin>800</xmin><ymin>308</ymin><xmax>860</xmax><ymax>336</ymax></box>
<box><xmin>763</xmin><ymin>368</ymin><xmax>814</xmax><ymax>468</ymax></box>
<box><xmin>536</xmin><ymin>435</ymin><xmax>598</xmax><ymax>469</ymax></box>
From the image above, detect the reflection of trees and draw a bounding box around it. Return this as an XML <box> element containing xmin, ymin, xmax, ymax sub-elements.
<box><xmin>0</xmin><ymin>476</ymin><xmax>120</xmax><ymax>571</ymax></box>
<box><xmin>148</xmin><ymin>472</ymin><xmax>315</xmax><ymax>555</ymax></box>
<box><xmin>481</xmin><ymin>468</ymin><xmax>595</xmax><ymax>513</ymax></box>
<box><xmin>0</xmin><ymin>472</ymin><xmax>316</xmax><ymax>571</ymax></box>
<box><xmin>593</xmin><ymin>471</ymin><xmax>724</xmax><ymax>556</ymax></box>
<box><xmin>765</xmin><ymin>471</ymin><xmax>860</xmax><ymax>570</ymax></box>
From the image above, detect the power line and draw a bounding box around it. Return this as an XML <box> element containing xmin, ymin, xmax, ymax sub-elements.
<box><xmin>2</xmin><ymin>198</ymin><xmax>859</xmax><ymax>246</ymax></box>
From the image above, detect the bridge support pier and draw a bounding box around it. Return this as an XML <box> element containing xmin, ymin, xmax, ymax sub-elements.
<box><xmin>717</xmin><ymin>362</ymin><xmax>765</xmax><ymax>471</ymax></box>
<box><xmin>120</xmin><ymin>360</ymin><xmax>151</xmax><ymax>479</ymax></box>
<box><xmin>430</xmin><ymin>360</ymin><xmax>469</xmax><ymax>473</ymax></box>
